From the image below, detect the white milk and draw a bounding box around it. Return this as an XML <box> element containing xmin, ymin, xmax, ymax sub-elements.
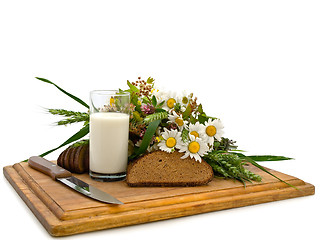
<box><xmin>89</xmin><ymin>112</ymin><xmax>129</xmax><ymax>174</ymax></box>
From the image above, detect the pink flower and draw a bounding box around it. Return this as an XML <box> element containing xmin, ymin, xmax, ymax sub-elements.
<box><xmin>141</xmin><ymin>103</ymin><xmax>155</xmax><ymax>114</ymax></box>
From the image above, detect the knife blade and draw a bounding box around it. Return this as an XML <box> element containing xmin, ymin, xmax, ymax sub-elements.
<box><xmin>28</xmin><ymin>156</ymin><xmax>123</xmax><ymax>204</ymax></box>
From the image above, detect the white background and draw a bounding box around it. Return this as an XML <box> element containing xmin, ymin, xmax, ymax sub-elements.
<box><xmin>1</xmin><ymin>0</ymin><xmax>319</xmax><ymax>239</ymax></box>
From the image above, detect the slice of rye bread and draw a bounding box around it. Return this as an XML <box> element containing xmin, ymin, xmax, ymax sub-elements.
<box><xmin>57</xmin><ymin>144</ymin><xmax>89</xmax><ymax>174</ymax></box>
<box><xmin>126</xmin><ymin>150</ymin><xmax>214</xmax><ymax>187</ymax></box>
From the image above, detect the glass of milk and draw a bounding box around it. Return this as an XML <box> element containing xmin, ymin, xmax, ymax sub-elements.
<box><xmin>89</xmin><ymin>90</ymin><xmax>130</xmax><ymax>181</ymax></box>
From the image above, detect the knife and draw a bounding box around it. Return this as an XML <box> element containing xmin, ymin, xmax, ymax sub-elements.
<box><xmin>28</xmin><ymin>156</ymin><xmax>123</xmax><ymax>205</ymax></box>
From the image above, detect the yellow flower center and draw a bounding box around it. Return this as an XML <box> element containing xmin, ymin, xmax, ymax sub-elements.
<box><xmin>188</xmin><ymin>141</ymin><xmax>200</xmax><ymax>154</ymax></box>
<box><xmin>175</xmin><ymin>117</ymin><xmax>184</xmax><ymax>126</ymax></box>
<box><xmin>206</xmin><ymin>125</ymin><xmax>217</xmax><ymax>137</ymax></box>
<box><xmin>110</xmin><ymin>97</ymin><xmax>115</xmax><ymax>106</ymax></box>
<box><xmin>166</xmin><ymin>137</ymin><xmax>176</xmax><ymax>148</ymax></box>
<box><xmin>166</xmin><ymin>98</ymin><xmax>176</xmax><ymax>109</ymax></box>
<box><xmin>190</xmin><ymin>131</ymin><xmax>199</xmax><ymax>138</ymax></box>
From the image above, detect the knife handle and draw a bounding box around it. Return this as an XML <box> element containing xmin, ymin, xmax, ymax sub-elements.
<box><xmin>28</xmin><ymin>156</ymin><xmax>72</xmax><ymax>180</ymax></box>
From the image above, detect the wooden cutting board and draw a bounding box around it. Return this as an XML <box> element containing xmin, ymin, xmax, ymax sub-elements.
<box><xmin>3</xmin><ymin>161</ymin><xmax>314</xmax><ymax>237</ymax></box>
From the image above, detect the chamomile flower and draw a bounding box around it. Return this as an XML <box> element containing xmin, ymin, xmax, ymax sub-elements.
<box><xmin>158</xmin><ymin>128</ymin><xmax>183</xmax><ymax>153</ymax></box>
<box><xmin>204</xmin><ymin>118</ymin><xmax>224</xmax><ymax>144</ymax></box>
<box><xmin>188</xmin><ymin>122</ymin><xmax>206</xmax><ymax>140</ymax></box>
<box><xmin>179</xmin><ymin>134</ymin><xmax>209</xmax><ymax>162</ymax></box>
<box><xmin>162</xmin><ymin>91</ymin><xmax>179</xmax><ymax>111</ymax></box>
<box><xmin>168</xmin><ymin>111</ymin><xmax>187</xmax><ymax>130</ymax></box>
<box><xmin>180</xmin><ymin>90</ymin><xmax>191</xmax><ymax>107</ymax></box>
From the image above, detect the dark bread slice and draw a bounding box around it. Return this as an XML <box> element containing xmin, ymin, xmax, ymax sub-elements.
<box><xmin>73</xmin><ymin>145</ymin><xmax>83</xmax><ymax>173</ymax></box>
<box><xmin>57</xmin><ymin>149</ymin><xmax>66</xmax><ymax>168</ymax></box>
<box><xmin>63</xmin><ymin>147</ymin><xmax>74</xmax><ymax>171</ymax></box>
<box><xmin>57</xmin><ymin>144</ymin><xmax>89</xmax><ymax>174</ymax></box>
<box><xmin>74</xmin><ymin>144</ymin><xmax>89</xmax><ymax>173</ymax></box>
<box><xmin>126</xmin><ymin>150</ymin><xmax>213</xmax><ymax>187</ymax></box>
<box><xmin>68</xmin><ymin>147</ymin><xmax>78</xmax><ymax>173</ymax></box>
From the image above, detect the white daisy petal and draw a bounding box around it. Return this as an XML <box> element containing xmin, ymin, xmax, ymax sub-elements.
<box><xmin>181</xmin><ymin>152</ymin><xmax>190</xmax><ymax>159</ymax></box>
<box><xmin>193</xmin><ymin>154</ymin><xmax>202</xmax><ymax>162</ymax></box>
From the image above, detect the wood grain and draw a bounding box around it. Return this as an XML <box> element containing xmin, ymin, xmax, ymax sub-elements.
<box><xmin>3</xmin><ymin>161</ymin><xmax>315</xmax><ymax>237</ymax></box>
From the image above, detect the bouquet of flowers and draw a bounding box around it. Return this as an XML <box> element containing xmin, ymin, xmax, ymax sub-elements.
<box><xmin>33</xmin><ymin>77</ymin><xmax>293</xmax><ymax>187</ymax></box>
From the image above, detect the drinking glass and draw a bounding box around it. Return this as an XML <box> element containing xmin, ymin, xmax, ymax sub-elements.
<box><xmin>89</xmin><ymin>90</ymin><xmax>130</xmax><ymax>181</ymax></box>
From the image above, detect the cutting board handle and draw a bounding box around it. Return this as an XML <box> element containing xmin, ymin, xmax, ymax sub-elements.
<box><xmin>28</xmin><ymin>156</ymin><xmax>72</xmax><ymax>180</ymax></box>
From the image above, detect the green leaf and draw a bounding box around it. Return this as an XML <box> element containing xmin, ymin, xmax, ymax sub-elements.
<box><xmin>198</xmin><ymin>104</ymin><xmax>204</xmax><ymax>114</ymax></box>
<box><xmin>36</xmin><ymin>77</ymin><xmax>89</xmax><ymax>109</ymax></box>
<box><xmin>229</xmin><ymin>149</ymin><xmax>246</xmax><ymax>152</ymax></box>
<box><xmin>230</xmin><ymin>152</ymin><xmax>298</xmax><ymax>189</ymax></box>
<box><xmin>244</xmin><ymin>156</ymin><xmax>299</xmax><ymax>190</ymax></box>
<box><xmin>131</xmin><ymin>94</ymin><xmax>142</xmax><ymax>113</ymax></box>
<box><xmin>155</xmin><ymin>108</ymin><xmax>167</xmax><ymax>113</ymax></box>
<box><xmin>127</xmin><ymin>80</ymin><xmax>139</xmax><ymax>92</ymax></box>
<box><xmin>234</xmin><ymin>152</ymin><xmax>293</xmax><ymax>161</ymax></box>
<box><xmin>152</xmin><ymin>95</ymin><xmax>157</xmax><ymax>107</ymax></box>
<box><xmin>182</xmin><ymin>104</ymin><xmax>192</xmax><ymax>119</ymax></box>
<box><xmin>146</xmin><ymin>77</ymin><xmax>155</xmax><ymax>84</ymax></box>
<box><xmin>128</xmin><ymin>120</ymin><xmax>161</xmax><ymax>160</ymax></box>
<box><xmin>174</xmin><ymin>102</ymin><xmax>181</xmax><ymax>112</ymax></box>
<box><xmin>190</xmin><ymin>115</ymin><xmax>197</xmax><ymax>124</ymax></box>
<box><xmin>142</xmin><ymin>97</ymin><xmax>150</xmax><ymax>104</ymax></box>
<box><xmin>37</xmin><ymin>125</ymin><xmax>89</xmax><ymax>159</ymax></box>
<box><xmin>157</xmin><ymin>100</ymin><xmax>165</xmax><ymax>108</ymax></box>
<box><xmin>246</xmin><ymin>155</ymin><xmax>293</xmax><ymax>161</ymax></box>
<box><xmin>198</xmin><ymin>113</ymin><xmax>209</xmax><ymax>124</ymax></box>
